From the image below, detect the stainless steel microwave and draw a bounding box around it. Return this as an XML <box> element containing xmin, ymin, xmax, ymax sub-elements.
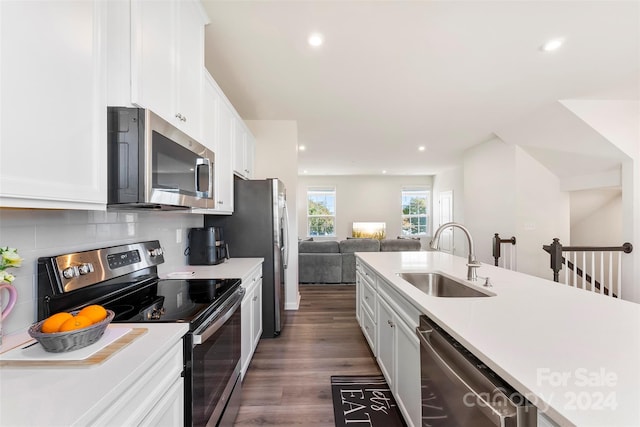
<box><xmin>107</xmin><ymin>107</ymin><xmax>215</xmax><ymax>210</ymax></box>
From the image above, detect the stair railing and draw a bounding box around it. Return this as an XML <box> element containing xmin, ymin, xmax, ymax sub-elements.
<box><xmin>492</xmin><ymin>233</ymin><xmax>517</xmax><ymax>270</ymax></box>
<box><xmin>542</xmin><ymin>238</ymin><xmax>633</xmax><ymax>298</ymax></box>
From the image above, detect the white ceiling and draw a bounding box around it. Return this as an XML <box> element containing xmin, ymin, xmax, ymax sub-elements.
<box><xmin>201</xmin><ymin>1</ymin><xmax>640</xmax><ymax>176</ymax></box>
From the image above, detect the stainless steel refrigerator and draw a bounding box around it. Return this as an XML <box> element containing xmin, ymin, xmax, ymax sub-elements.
<box><xmin>205</xmin><ymin>177</ymin><xmax>289</xmax><ymax>337</ymax></box>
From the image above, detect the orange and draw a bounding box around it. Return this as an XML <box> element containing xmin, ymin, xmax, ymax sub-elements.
<box><xmin>41</xmin><ymin>312</ymin><xmax>73</xmax><ymax>333</ymax></box>
<box><xmin>77</xmin><ymin>305</ymin><xmax>108</xmax><ymax>324</ymax></box>
<box><xmin>58</xmin><ymin>315</ymin><xmax>92</xmax><ymax>332</ymax></box>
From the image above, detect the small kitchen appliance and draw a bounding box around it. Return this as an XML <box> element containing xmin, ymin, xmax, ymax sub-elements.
<box><xmin>187</xmin><ymin>227</ymin><xmax>227</xmax><ymax>265</ymax></box>
<box><xmin>37</xmin><ymin>241</ymin><xmax>242</xmax><ymax>427</ymax></box>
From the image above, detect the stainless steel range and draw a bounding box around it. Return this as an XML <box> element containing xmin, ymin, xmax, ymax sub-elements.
<box><xmin>37</xmin><ymin>240</ymin><xmax>243</xmax><ymax>427</ymax></box>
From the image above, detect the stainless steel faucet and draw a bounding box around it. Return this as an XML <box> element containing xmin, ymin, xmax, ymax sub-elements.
<box><xmin>430</xmin><ymin>222</ymin><xmax>481</xmax><ymax>281</ymax></box>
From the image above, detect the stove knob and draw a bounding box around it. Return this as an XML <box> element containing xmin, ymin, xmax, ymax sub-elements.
<box><xmin>62</xmin><ymin>267</ymin><xmax>76</xmax><ymax>279</ymax></box>
<box><xmin>149</xmin><ymin>248</ymin><xmax>164</xmax><ymax>257</ymax></box>
<box><xmin>78</xmin><ymin>263</ymin><xmax>93</xmax><ymax>275</ymax></box>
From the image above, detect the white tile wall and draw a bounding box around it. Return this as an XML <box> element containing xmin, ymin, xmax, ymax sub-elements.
<box><xmin>0</xmin><ymin>209</ymin><xmax>203</xmax><ymax>335</ymax></box>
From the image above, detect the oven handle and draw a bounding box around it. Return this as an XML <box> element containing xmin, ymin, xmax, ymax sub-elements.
<box><xmin>193</xmin><ymin>288</ymin><xmax>245</xmax><ymax>345</ymax></box>
<box><xmin>416</xmin><ymin>325</ymin><xmax>522</xmax><ymax>425</ymax></box>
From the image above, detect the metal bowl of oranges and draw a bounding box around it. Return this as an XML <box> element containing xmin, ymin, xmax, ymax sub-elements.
<box><xmin>28</xmin><ymin>305</ymin><xmax>114</xmax><ymax>353</ymax></box>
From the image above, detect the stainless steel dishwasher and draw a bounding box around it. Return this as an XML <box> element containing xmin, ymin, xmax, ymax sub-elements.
<box><xmin>416</xmin><ymin>315</ymin><xmax>537</xmax><ymax>426</ymax></box>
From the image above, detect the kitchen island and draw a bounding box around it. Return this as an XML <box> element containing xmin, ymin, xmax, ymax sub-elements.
<box><xmin>356</xmin><ymin>251</ymin><xmax>640</xmax><ymax>427</ymax></box>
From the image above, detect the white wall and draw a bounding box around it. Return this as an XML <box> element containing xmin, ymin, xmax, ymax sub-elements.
<box><xmin>245</xmin><ymin>120</ymin><xmax>300</xmax><ymax>310</ymax></box>
<box><xmin>571</xmin><ymin>192</ymin><xmax>623</xmax><ymax>246</ymax></box>
<box><xmin>0</xmin><ymin>209</ymin><xmax>202</xmax><ymax>335</ymax></box>
<box><xmin>463</xmin><ymin>138</ymin><xmax>518</xmax><ymax>266</ymax></box>
<box><xmin>463</xmin><ymin>138</ymin><xmax>570</xmax><ymax>279</ymax></box>
<box><xmin>560</xmin><ymin>100</ymin><xmax>639</xmax><ymax>303</ymax></box>
<box><xmin>514</xmin><ymin>146</ymin><xmax>570</xmax><ymax>278</ymax></box>
<box><xmin>432</xmin><ymin>167</ymin><xmax>465</xmax><ymax>256</ymax></box>
<box><xmin>296</xmin><ymin>175</ymin><xmax>433</xmax><ymax>242</ymax></box>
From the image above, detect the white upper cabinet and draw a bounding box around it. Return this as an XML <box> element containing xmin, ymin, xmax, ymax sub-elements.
<box><xmin>0</xmin><ymin>0</ymin><xmax>107</xmax><ymax>209</ymax></box>
<box><xmin>233</xmin><ymin>119</ymin><xmax>255</xmax><ymax>179</ymax></box>
<box><xmin>130</xmin><ymin>0</ymin><xmax>206</xmax><ymax>140</ymax></box>
<box><xmin>197</xmin><ymin>71</ymin><xmax>234</xmax><ymax>214</ymax></box>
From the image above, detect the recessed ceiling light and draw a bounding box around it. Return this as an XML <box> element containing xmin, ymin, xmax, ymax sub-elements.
<box><xmin>418</xmin><ymin>146</ymin><xmax>426</xmax><ymax>152</ymax></box>
<box><xmin>540</xmin><ymin>38</ymin><xmax>564</xmax><ymax>52</ymax></box>
<box><xmin>298</xmin><ymin>145</ymin><xmax>306</xmax><ymax>151</ymax></box>
<box><xmin>308</xmin><ymin>33</ymin><xmax>323</xmax><ymax>47</ymax></box>
<box><xmin>382</xmin><ymin>170</ymin><xmax>387</xmax><ymax>174</ymax></box>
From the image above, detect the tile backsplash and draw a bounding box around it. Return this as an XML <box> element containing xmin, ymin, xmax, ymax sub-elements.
<box><xmin>0</xmin><ymin>208</ymin><xmax>203</xmax><ymax>335</ymax></box>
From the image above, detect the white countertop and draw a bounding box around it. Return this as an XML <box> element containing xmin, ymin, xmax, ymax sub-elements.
<box><xmin>357</xmin><ymin>251</ymin><xmax>640</xmax><ymax>427</ymax></box>
<box><xmin>0</xmin><ymin>323</ymin><xmax>188</xmax><ymax>427</ymax></box>
<box><xmin>0</xmin><ymin>258</ymin><xmax>262</xmax><ymax>427</ymax></box>
<box><xmin>159</xmin><ymin>257</ymin><xmax>263</xmax><ymax>283</ymax></box>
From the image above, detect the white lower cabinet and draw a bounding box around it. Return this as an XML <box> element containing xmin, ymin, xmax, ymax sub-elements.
<box><xmin>90</xmin><ymin>340</ymin><xmax>184</xmax><ymax>426</ymax></box>
<box><xmin>240</xmin><ymin>264</ymin><xmax>263</xmax><ymax>380</ymax></box>
<box><xmin>357</xmin><ymin>258</ymin><xmax>421</xmax><ymax>427</ymax></box>
<box><xmin>376</xmin><ymin>296</ymin><xmax>395</xmax><ymax>383</ymax></box>
<box><xmin>140</xmin><ymin>376</ymin><xmax>184</xmax><ymax>427</ymax></box>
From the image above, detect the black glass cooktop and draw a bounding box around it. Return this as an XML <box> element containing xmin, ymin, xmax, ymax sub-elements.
<box><xmin>104</xmin><ymin>278</ymin><xmax>241</xmax><ymax>327</ymax></box>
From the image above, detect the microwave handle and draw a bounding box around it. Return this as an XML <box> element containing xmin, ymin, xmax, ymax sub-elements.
<box><xmin>195</xmin><ymin>157</ymin><xmax>212</xmax><ymax>197</ymax></box>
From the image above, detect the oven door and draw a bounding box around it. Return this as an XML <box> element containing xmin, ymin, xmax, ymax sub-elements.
<box><xmin>186</xmin><ymin>287</ymin><xmax>244</xmax><ymax>427</ymax></box>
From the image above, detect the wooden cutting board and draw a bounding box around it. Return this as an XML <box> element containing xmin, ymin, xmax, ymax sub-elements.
<box><xmin>0</xmin><ymin>327</ymin><xmax>147</xmax><ymax>368</ymax></box>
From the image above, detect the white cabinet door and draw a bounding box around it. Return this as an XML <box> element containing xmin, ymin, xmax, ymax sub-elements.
<box><xmin>91</xmin><ymin>340</ymin><xmax>184</xmax><ymax>426</ymax></box>
<box><xmin>130</xmin><ymin>0</ymin><xmax>176</xmax><ymax>123</ymax></box>
<box><xmin>251</xmin><ymin>277</ymin><xmax>263</xmax><ymax>350</ymax></box>
<box><xmin>240</xmin><ymin>284</ymin><xmax>253</xmax><ymax>380</ymax></box>
<box><xmin>140</xmin><ymin>378</ymin><xmax>184</xmax><ymax>427</ymax></box>
<box><xmin>232</xmin><ymin>118</ymin><xmax>256</xmax><ymax>179</ymax></box>
<box><xmin>216</xmin><ymin>97</ymin><xmax>235</xmax><ymax>212</ymax></box>
<box><xmin>199</xmin><ymin>72</ymin><xmax>233</xmax><ymax>214</ymax></box>
<box><xmin>0</xmin><ymin>0</ymin><xmax>107</xmax><ymax>209</ymax></box>
<box><xmin>240</xmin><ymin>265</ymin><xmax>263</xmax><ymax>380</ymax></box>
<box><xmin>376</xmin><ymin>296</ymin><xmax>395</xmax><ymax>386</ymax></box>
<box><xmin>355</xmin><ymin>271</ymin><xmax>362</xmax><ymax>323</ymax></box>
<box><xmin>395</xmin><ymin>314</ymin><xmax>421</xmax><ymax>427</ymax></box>
<box><xmin>130</xmin><ymin>0</ymin><xmax>204</xmax><ymax>140</ymax></box>
<box><xmin>175</xmin><ymin>0</ymin><xmax>203</xmax><ymax>139</ymax></box>
<box><xmin>233</xmin><ymin>119</ymin><xmax>247</xmax><ymax>177</ymax></box>
<box><xmin>244</xmin><ymin>131</ymin><xmax>256</xmax><ymax>178</ymax></box>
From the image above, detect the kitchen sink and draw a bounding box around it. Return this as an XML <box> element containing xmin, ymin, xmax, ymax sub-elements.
<box><xmin>397</xmin><ymin>272</ymin><xmax>494</xmax><ymax>298</ymax></box>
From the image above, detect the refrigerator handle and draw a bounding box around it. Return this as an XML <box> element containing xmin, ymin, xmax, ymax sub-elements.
<box><xmin>283</xmin><ymin>202</ymin><xmax>290</xmax><ymax>269</ymax></box>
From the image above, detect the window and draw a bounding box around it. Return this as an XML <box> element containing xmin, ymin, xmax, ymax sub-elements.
<box><xmin>307</xmin><ymin>187</ymin><xmax>336</xmax><ymax>237</ymax></box>
<box><xmin>401</xmin><ymin>189</ymin><xmax>430</xmax><ymax>235</ymax></box>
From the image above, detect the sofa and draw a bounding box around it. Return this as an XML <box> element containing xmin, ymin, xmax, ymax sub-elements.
<box><xmin>298</xmin><ymin>238</ymin><xmax>421</xmax><ymax>284</ymax></box>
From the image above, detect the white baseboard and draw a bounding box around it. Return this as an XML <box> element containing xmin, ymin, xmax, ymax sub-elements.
<box><xmin>285</xmin><ymin>292</ymin><xmax>301</xmax><ymax>310</ymax></box>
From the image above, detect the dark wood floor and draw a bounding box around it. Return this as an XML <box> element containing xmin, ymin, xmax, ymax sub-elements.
<box><xmin>234</xmin><ymin>284</ymin><xmax>381</xmax><ymax>426</ymax></box>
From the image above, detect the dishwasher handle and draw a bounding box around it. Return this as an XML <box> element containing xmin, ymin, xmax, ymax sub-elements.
<box><xmin>416</xmin><ymin>324</ymin><xmax>534</xmax><ymax>426</ymax></box>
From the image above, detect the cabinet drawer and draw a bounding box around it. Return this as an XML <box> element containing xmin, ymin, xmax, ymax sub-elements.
<box><xmin>361</xmin><ymin>279</ymin><xmax>377</xmax><ymax>319</ymax></box>
<box><xmin>90</xmin><ymin>340</ymin><xmax>184</xmax><ymax>426</ymax></box>
<box><xmin>377</xmin><ymin>277</ymin><xmax>421</xmax><ymax>329</ymax></box>
<box><xmin>361</xmin><ymin>263</ymin><xmax>376</xmax><ymax>288</ymax></box>
<box><xmin>242</xmin><ymin>265</ymin><xmax>263</xmax><ymax>291</ymax></box>
<box><xmin>360</xmin><ymin>303</ymin><xmax>376</xmax><ymax>353</ymax></box>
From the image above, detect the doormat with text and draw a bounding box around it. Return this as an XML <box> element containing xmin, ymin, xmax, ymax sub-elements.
<box><xmin>331</xmin><ymin>375</ymin><xmax>407</xmax><ymax>427</ymax></box>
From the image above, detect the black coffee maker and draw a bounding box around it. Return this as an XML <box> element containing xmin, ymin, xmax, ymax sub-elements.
<box><xmin>187</xmin><ymin>227</ymin><xmax>227</xmax><ymax>265</ymax></box>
